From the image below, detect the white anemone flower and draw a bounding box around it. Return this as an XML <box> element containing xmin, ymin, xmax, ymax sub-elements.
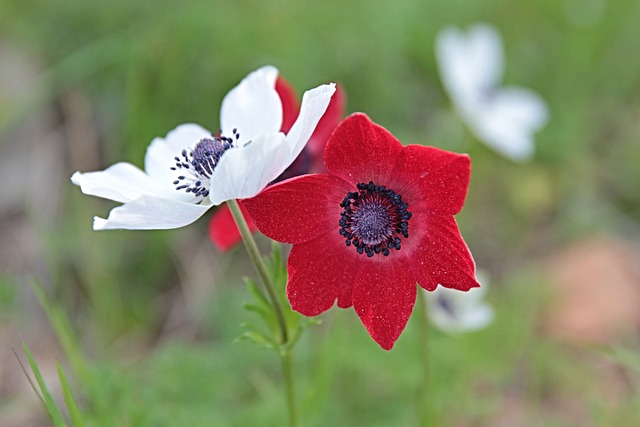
<box><xmin>71</xmin><ymin>66</ymin><xmax>336</xmax><ymax>230</ymax></box>
<box><xmin>435</xmin><ymin>24</ymin><xmax>548</xmax><ymax>161</ymax></box>
<box><xmin>426</xmin><ymin>271</ymin><xmax>494</xmax><ymax>333</ymax></box>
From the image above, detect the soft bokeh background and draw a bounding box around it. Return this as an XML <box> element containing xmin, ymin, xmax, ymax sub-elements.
<box><xmin>1</xmin><ymin>0</ymin><xmax>640</xmax><ymax>425</ymax></box>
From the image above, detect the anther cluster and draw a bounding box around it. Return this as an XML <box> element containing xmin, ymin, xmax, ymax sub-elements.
<box><xmin>171</xmin><ymin>129</ymin><xmax>240</xmax><ymax>198</ymax></box>
<box><xmin>339</xmin><ymin>181</ymin><xmax>412</xmax><ymax>257</ymax></box>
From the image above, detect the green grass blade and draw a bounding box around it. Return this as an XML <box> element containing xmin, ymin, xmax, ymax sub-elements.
<box><xmin>29</xmin><ymin>278</ymin><xmax>91</xmax><ymax>383</ymax></box>
<box><xmin>56</xmin><ymin>361</ymin><xmax>85</xmax><ymax>427</ymax></box>
<box><xmin>11</xmin><ymin>346</ymin><xmax>46</xmax><ymax>409</ymax></box>
<box><xmin>21</xmin><ymin>342</ymin><xmax>68</xmax><ymax>427</ymax></box>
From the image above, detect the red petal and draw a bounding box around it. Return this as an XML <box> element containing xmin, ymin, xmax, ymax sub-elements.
<box><xmin>352</xmin><ymin>256</ymin><xmax>417</xmax><ymax>350</ymax></box>
<box><xmin>391</xmin><ymin>145</ymin><xmax>471</xmax><ymax>215</ymax></box>
<box><xmin>242</xmin><ymin>174</ymin><xmax>352</xmax><ymax>244</ymax></box>
<box><xmin>324</xmin><ymin>113</ymin><xmax>403</xmax><ymax>185</ymax></box>
<box><xmin>286</xmin><ymin>231</ymin><xmax>357</xmax><ymax>315</ymax></box>
<box><xmin>208</xmin><ymin>202</ymin><xmax>257</xmax><ymax>251</ymax></box>
<box><xmin>409</xmin><ymin>214</ymin><xmax>479</xmax><ymax>292</ymax></box>
<box><xmin>307</xmin><ymin>83</ymin><xmax>346</xmax><ymax>173</ymax></box>
<box><xmin>276</xmin><ymin>77</ymin><xmax>300</xmax><ymax>134</ymax></box>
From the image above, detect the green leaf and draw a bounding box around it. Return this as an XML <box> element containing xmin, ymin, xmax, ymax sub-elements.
<box><xmin>12</xmin><ymin>346</ymin><xmax>46</xmax><ymax>408</ymax></box>
<box><xmin>244</xmin><ymin>278</ymin><xmax>271</xmax><ymax>309</ymax></box>
<box><xmin>56</xmin><ymin>362</ymin><xmax>85</xmax><ymax>427</ymax></box>
<box><xmin>22</xmin><ymin>342</ymin><xmax>68</xmax><ymax>427</ymax></box>
<box><xmin>243</xmin><ymin>302</ymin><xmax>273</xmax><ymax>326</ymax></box>
<box><xmin>235</xmin><ymin>331</ymin><xmax>276</xmax><ymax>349</ymax></box>
<box><xmin>283</xmin><ymin>319</ymin><xmax>322</xmax><ymax>351</ymax></box>
<box><xmin>239</xmin><ymin>243</ymin><xmax>319</xmax><ymax>353</ymax></box>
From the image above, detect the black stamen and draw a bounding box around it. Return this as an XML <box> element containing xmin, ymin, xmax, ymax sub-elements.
<box><xmin>170</xmin><ymin>133</ymin><xmax>237</xmax><ymax>198</ymax></box>
<box><xmin>338</xmin><ymin>181</ymin><xmax>412</xmax><ymax>257</ymax></box>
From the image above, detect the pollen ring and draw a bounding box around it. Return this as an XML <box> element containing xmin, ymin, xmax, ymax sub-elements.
<box><xmin>170</xmin><ymin>129</ymin><xmax>241</xmax><ymax>198</ymax></box>
<box><xmin>338</xmin><ymin>181</ymin><xmax>412</xmax><ymax>257</ymax></box>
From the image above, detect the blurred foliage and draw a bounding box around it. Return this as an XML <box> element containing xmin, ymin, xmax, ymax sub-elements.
<box><xmin>1</xmin><ymin>0</ymin><xmax>639</xmax><ymax>425</ymax></box>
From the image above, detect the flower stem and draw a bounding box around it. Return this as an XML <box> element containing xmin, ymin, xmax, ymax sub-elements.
<box><xmin>227</xmin><ymin>199</ymin><xmax>289</xmax><ymax>344</ymax></box>
<box><xmin>281</xmin><ymin>348</ymin><xmax>297</xmax><ymax>426</ymax></box>
<box><xmin>227</xmin><ymin>199</ymin><xmax>297</xmax><ymax>427</ymax></box>
<box><xmin>417</xmin><ymin>289</ymin><xmax>431</xmax><ymax>426</ymax></box>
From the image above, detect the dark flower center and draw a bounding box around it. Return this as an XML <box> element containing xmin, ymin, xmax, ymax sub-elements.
<box><xmin>170</xmin><ymin>129</ymin><xmax>240</xmax><ymax>198</ymax></box>
<box><xmin>436</xmin><ymin>294</ymin><xmax>456</xmax><ymax>318</ymax></box>
<box><xmin>339</xmin><ymin>181</ymin><xmax>412</xmax><ymax>257</ymax></box>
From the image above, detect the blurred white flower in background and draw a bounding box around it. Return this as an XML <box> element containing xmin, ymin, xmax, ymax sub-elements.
<box><xmin>71</xmin><ymin>66</ymin><xmax>335</xmax><ymax>230</ymax></box>
<box><xmin>427</xmin><ymin>271</ymin><xmax>494</xmax><ymax>333</ymax></box>
<box><xmin>435</xmin><ymin>24</ymin><xmax>548</xmax><ymax>162</ymax></box>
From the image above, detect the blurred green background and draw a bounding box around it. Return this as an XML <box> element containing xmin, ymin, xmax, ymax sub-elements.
<box><xmin>1</xmin><ymin>0</ymin><xmax>640</xmax><ymax>425</ymax></box>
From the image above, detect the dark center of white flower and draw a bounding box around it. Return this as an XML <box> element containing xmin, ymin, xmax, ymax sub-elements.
<box><xmin>170</xmin><ymin>129</ymin><xmax>240</xmax><ymax>198</ymax></box>
<box><xmin>339</xmin><ymin>181</ymin><xmax>412</xmax><ymax>257</ymax></box>
<box><xmin>436</xmin><ymin>294</ymin><xmax>456</xmax><ymax>318</ymax></box>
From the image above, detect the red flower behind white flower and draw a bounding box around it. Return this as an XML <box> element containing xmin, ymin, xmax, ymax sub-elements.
<box><xmin>209</xmin><ymin>78</ymin><xmax>345</xmax><ymax>251</ymax></box>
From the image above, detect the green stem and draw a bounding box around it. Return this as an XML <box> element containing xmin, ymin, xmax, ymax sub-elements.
<box><xmin>417</xmin><ymin>289</ymin><xmax>430</xmax><ymax>426</ymax></box>
<box><xmin>227</xmin><ymin>199</ymin><xmax>289</xmax><ymax>344</ymax></box>
<box><xmin>281</xmin><ymin>349</ymin><xmax>297</xmax><ymax>426</ymax></box>
<box><xmin>227</xmin><ymin>199</ymin><xmax>297</xmax><ymax>427</ymax></box>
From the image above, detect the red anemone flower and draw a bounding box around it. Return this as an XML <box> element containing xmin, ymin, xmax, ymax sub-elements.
<box><xmin>243</xmin><ymin>113</ymin><xmax>479</xmax><ymax>350</ymax></box>
<box><xmin>209</xmin><ymin>77</ymin><xmax>345</xmax><ymax>251</ymax></box>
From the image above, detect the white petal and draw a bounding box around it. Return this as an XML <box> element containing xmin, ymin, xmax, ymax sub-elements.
<box><xmin>144</xmin><ymin>123</ymin><xmax>212</xmax><ymax>180</ymax></box>
<box><xmin>207</xmin><ymin>132</ymin><xmax>290</xmax><ymax>205</ymax></box>
<box><xmin>474</xmin><ymin>270</ymin><xmax>490</xmax><ymax>295</ymax></box>
<box><xmin>470</xmin><ymin>87</ymin><xmax>548</xmax><ymax>161</ymax></box>
<box><xmin>71</xmin><ymin>162</ymin><xmax>165</xmax><ymax>203</ymax></box>
<box><xmin>496</xmin><ymin>87</ymin><xmax>548</xmax><ymax>130</ymax></box>
<box><xmin>285</xmin><ymin>83</ymin><xmax>336</xmax><ymax>160</ymax></box>
<box><xmin>220</xmin><ymin>66</ymin><xmax>282</xmax><ymax>144</ymax></box>
<box><xmin>456</xmin><ymin>305</ymin><xmax>494</xmax><ymax>332</ymax></box>
<box><xmin>436</xmin><ymin>27</ymin><xmax>474</xmax><ymax>105</ymax></box>
<box><xmin>93</xmin><ymin>195</ymin><xmax>211</xmax><ymax>230</ymax></box>
<box><xmin>427</xmin><ymin>284</ymin><xmax>494</xmax><ymax>333</ymax></box>
<box><xmin>466</xmin><ymin>24</ymin><xmax>504</xmax><ymax>90</ymax></box>
<box><xmin>436</xmin><ymin>24</ymin><xmax>504</xmax><ymax>110</ymax></box>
